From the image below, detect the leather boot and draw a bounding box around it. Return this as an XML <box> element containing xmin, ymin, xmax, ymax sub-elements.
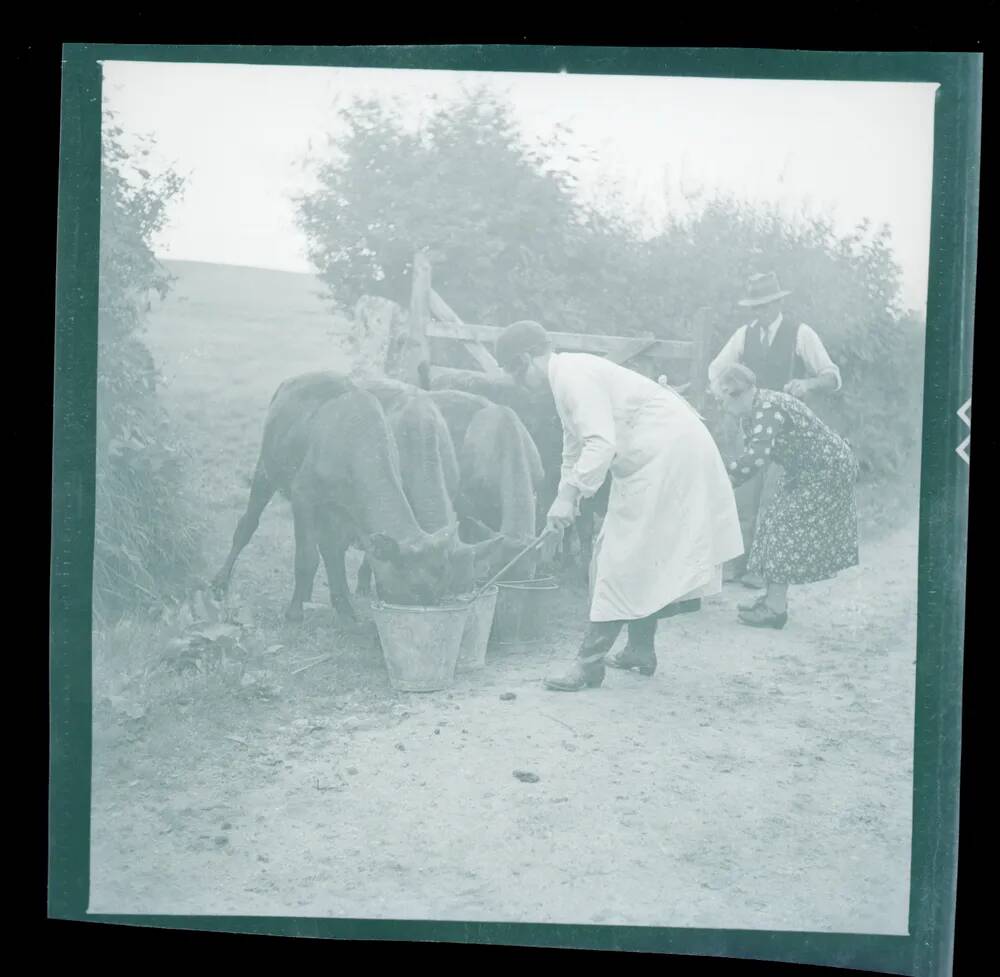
<box><xmin>544</xmin><ymin>621</ymin><xmax>622</xmax><ymax>691</ymax></box>
<box><xmin>606</xmin><ymin>616</ymin><xmax>658</xmax><ymax>675</ymax></box>
<box><xmin>605</xmin><ymin>645</ymin><xmax>658</xmax><ymax>675</ymax></box>
<box><xmin>543</xmin><ymin>653</ymin><xmax>607</xmax><ymax>691</ymax></box>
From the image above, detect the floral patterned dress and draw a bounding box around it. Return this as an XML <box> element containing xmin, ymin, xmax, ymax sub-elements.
<box><xmin>727</xmin><ymin>390</ymin><xmax>859</xmax><ymax>585</ymax></box>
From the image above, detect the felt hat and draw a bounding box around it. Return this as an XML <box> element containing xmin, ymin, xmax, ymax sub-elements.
<box><xmin>737</xmin><ymin>272</ymin><xmax>792</xmax><ymax>307</ymax></box>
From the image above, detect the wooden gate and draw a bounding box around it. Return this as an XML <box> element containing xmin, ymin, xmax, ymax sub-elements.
<box><xmin>395</xmin><ymin>250</ymin><xmax>716</xmax><ymax>410</ymax></box>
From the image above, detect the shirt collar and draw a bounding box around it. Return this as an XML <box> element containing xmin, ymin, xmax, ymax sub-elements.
<box><xmin>750</xmin><ymin>313</ymin><xmax>784</xmax><ymax>343</ymax></box>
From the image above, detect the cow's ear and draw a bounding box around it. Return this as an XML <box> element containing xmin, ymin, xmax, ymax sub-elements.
<box><xmin>460</xmin><ymin>514</ymin><xmax>494</xmax><ymax>542</ymax></box>
<box><xmin>367</xmin><ymin>533</ymin><xmax>401</xmax><ymax>563</ymax></box>
<box><xmin>470</xmin><ymin>534</ymin><xmax>506</xmax><ymax>560</ymax></box>
<box><xmin>467</xmin><ymin>534</ymin><xmax>508</xmax><ymax>578</ymax></box>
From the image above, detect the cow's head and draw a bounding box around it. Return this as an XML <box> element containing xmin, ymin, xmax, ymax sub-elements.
<box><xmin>456</xmin><ymin>517</ymin><xmax>540</xmax><ymax>585</ymax></box>
<box><xmin>450</xmin><ymin>534</ymin><xmax>514</xmax><ymax>592</ymax></box>
<box><xmin>365</xmin><ymin>525</ymin><xmax>458</xmax><ymax>606</ymax></box>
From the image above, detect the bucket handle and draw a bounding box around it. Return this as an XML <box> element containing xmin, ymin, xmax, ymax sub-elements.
<box><xmin>470</xmin><ymin>528</ymin><xmax>558</xmax><ymax>602</ymax></box>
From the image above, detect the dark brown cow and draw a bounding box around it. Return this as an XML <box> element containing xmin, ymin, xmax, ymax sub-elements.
<box><xmin>429</xmin><ymin>368</ymin><xmax>610</xmax><ymax>580</ymax></box>
<box><xmin>355</xmin><ymin>378</ymin><xmax>541</xmax><ymax>588</ymax></box>
<box><xmin>457</xmin><ymin>400</ymin><xmax>546</xmax><ymax>580</ymax></box>
<box><xmin>352</xmin><ymin>381</ymin><xmax>507</xmax><ymax>597</ymax></box>
<box><xmin>212</xmin><ymin>374</ymin><xmax>491</xmax><ymax>622</ymax></box>
<box><xmin>427</xmin><ymin>369</ymin><xmax>562</xmax><ymax>520</ymax></box>
<box><xmin>211</xmin><ymin>371</ymin><xmax>354</xmax><ymax>602</ymax></box>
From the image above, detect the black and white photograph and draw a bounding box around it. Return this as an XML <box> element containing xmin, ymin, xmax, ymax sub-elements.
<box><xmin>86</xmin><ymin>57</ymin><xmax>940</xmax><ymax>934</ymax></box>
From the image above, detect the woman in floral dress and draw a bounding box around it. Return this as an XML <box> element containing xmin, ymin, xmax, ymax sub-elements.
<box><xmin>716</xmin><ymin>363</ymin><xmax>859</xmax><ymax>629</ymax></box>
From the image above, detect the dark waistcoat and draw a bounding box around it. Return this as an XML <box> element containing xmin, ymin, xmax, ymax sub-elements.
<box><xmin>741</xmin><ymin>319</ymin><xmax>807</xmax><ymax>389</ymax></box>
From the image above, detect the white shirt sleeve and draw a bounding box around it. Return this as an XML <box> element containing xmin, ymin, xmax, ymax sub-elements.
<box><xmin>708</xmin><ymin>326</ymin><xmax>748</xmax><ymax>392</ymax></box>
<box><xmin>560</xmin><ymin>425</ymin><xmax>582</xmax><ymax>484</ymax></box>
<box><xmin>796</xmin><ymin>324</ymin><xmax>842</xmax><ymax>391</ymax></box>
<box><xmin>554</xmin><ymin>361</ymin><xmax>617</xmax><ymax>498</ymax></box>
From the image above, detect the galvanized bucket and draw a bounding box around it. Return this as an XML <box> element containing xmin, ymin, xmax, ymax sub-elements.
<box><xmin>456</xmin><ymin>585</ymin><xmax>499</xmax><ymax>670</ymax></box>
<box><xmin>491</xmin><ymin>576</ymin><xmax>559</xmax><ymax>646</ymax></box>
<box><xmin>371</xmin><ymin>600</ymin><xmax>471</xmax><ymax>692</ymax></box>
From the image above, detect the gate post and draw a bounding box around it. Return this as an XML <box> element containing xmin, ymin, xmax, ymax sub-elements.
<box><xmin>688</xmin><ymin>306</ymin><xmax>715</xmax><ymax>412</ymax></box>
<box><xmin>402</xmin><ymin>249</ymin><xmax>433</xmax><ymax>386</ymax></box>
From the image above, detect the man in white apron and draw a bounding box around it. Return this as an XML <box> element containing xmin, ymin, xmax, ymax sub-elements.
<box><xmin>495</xmin><ymin>321</ymin><xmax>744</xmax><ymax>692</ymax></box>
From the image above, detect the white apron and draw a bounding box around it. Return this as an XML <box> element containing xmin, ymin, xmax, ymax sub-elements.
<box><xmin>549</xmin><ymin>354</ymin><xmax>744</xmax><ymax>622</ymax></box>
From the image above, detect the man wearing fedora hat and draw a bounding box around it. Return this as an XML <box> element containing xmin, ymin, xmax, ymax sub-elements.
<box><xmin>708</xmin><ymin>272</ymin><xmax>842</xmax><ymax>589</ymax></box>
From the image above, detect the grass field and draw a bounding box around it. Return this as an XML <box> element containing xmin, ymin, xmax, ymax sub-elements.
<box><xmin>90</xmin><ymin>260</ymin><xmax>919</xmax><ymax>933</ymax></box>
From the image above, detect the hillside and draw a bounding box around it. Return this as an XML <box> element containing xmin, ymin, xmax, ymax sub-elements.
<box><xmin>157</xmin><ymin>258</ymin><xmax>335</xmax><ymax>322</ymax></box>
<box><xmin>140</xmin><ymin>259</ymin><xmax>353</xmax><ymax>521</ymax></box>
<box><xmin>146</xmin><ymin>259</ymin><xmax>349</xmax><ymax>398</ymax></box>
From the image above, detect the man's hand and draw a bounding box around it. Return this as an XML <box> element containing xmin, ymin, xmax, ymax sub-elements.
<box><xmin>783</xmin><ymin>378</ymin><xmax>813</xmax><ymax>399</ymax></box>
<box><xmin>546</xmin><ymin>496</ymin><xmax>577</xmax><ymax>532</ymax></box>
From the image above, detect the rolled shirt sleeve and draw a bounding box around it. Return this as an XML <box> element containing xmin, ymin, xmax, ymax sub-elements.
<box><xmin>557</xmin><ymin>372</ymin><xmax>617</xmax><ymax>499</ymax></box>
<box><xmin>708</xmin><ymin>325</ymin><xmax>748</xmax><ymax>393</ymax></box>
<box><xmin>560</xmin><ymin>425</ymin><xmax>582</xmax><ymax>485</ymax></box>
<box><xmin>796</xmin><ymin>323</ymin><xmax>842</xmax><ymax>391</ymax></box>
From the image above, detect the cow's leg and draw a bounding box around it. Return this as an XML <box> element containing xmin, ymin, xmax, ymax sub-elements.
<box><xmin>316</xmin><ymin>518</ymin><xmax>357</xmax><ymax>623</ymax></box>
<box><xmin>212</xmin><ymin>461</ymin><xmax>276</xmax><ymax>598</ymax></box>
<box><xmin>355</xmin><ymin>555</ymin><xmax>373</xmax><ymax>596</ymax></box>
<box><xmin>285</xmin><ymin>491</ymin><xmax>320</xmax><ymax>623</ymax></box>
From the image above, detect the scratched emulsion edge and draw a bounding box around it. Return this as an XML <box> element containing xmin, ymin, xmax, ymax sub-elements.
<box><xmin>50</xmin><ymin>45</ymin><xmax>103</xmax><ymax>920</ymax></box>
<box><xmin>47</xmin><ymin>43</ymin><xmax>978</xmax><ymax>977</ymax></box>
<box><xmin>908</xmin><ymin>52</ymin><xmax>979</xmax><ymax>977</ymax></box>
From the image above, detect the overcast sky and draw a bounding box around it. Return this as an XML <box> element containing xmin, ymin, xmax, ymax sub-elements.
<box><xmin>102</xmin><ymin>60</ymin><xmax>937</xmax><ymax>311</ymax></box>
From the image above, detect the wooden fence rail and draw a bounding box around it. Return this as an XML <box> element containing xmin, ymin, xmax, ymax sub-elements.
<box><xmin>401</xmin><ymin>249</ymin><xmax>716</xmax><ymax>410</ymax></box>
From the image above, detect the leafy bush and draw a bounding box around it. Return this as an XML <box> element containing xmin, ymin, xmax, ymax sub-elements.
<box><xmin>94</xmin><ymin>116</ymin><xmax>203</xmax><ymax>623</ymax></box>
<box><xmin>648</xmin><ymin>198</ymin><xmax>926</xmax><ymax>479</ymax></box>
<box><xmin>297</xmin><ymin>90</ymin><xmax>925</xmax><ymax>484</ymax></box>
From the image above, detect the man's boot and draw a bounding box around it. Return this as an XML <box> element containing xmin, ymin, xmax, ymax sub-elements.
<box><xmin>544</xmin><ymin>620</ymin><xmax>622</xmax><ymax>691</ymax></box>
<box><xmin>605</xmin><ymin>615</ymin><xmax>658</xmax><ymax>676</ymax></box>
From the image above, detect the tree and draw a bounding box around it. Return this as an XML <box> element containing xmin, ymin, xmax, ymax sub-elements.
<box><xmin>297</xmin><ymin>91</ymin><xmax>924</xmax><ymax>482</ymax></box>
<box><xmin>94</xmin><ymin>116</ymin><xmax>201</xmax><ymax>622</ymax></box>
<box><xmin>646</xmin><ymin>196</ymin><xmax>924</xmax><ymax>478</ymax></box>
<box><xmin>296</xmin><ymin>89</ymin><xmax>630</xmax><ymax>333</ymax></box>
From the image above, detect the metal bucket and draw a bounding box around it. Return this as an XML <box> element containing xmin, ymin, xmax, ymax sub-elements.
<box><xmin>456</xmin><ymin>586</ymin><xmax>499</xmax><ymax>670</ymax></box>
<box><xmin>371</xmin><ymin>600</ymin><xmax>471</xmax><ymax>692</ymax></box>
<box><xmin>491</xmin><ymin>576</ymin><xmax>559</xmax><ymax>646</ymax></box>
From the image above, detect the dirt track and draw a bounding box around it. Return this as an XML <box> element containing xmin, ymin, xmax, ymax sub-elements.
<box><xmin>89</xmin><ymin>262</ymin><xmax>916</xmax><ymax>932</ymax></box>
<box><xmin>90</xmin><ymin>525</ymin><xmax>915</xmax><ymax>932</ymax></box>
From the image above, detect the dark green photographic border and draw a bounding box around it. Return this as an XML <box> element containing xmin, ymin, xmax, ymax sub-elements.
<box><xmin>49</xmin><ymin>44</ymin><xmax>979</xmax><ymax>976</ymax></box>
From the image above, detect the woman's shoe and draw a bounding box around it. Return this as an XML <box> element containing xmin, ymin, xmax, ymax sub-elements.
<box><xmin>740</xmin><ymin>572</ymin><xmax>765</xmax><ymax>590</ymax></box>
<box><xmin>544</xmin><ymin>655</ymin><xmax>606</xmax><ymax>691</ymax></box>
<box><xmin>737</xmin><ymin>603</ymin><xmax>788</xmax><ymax>629</ymax></box>
<box><xmin>737</xmin><ymin>595</ymin><xmax>769</xmax><ymax>613</ymax></box>
<box><xmin>605</xmin><ymin>645</ymin><xmax>657</xmax><ymax>676</ymax></box>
